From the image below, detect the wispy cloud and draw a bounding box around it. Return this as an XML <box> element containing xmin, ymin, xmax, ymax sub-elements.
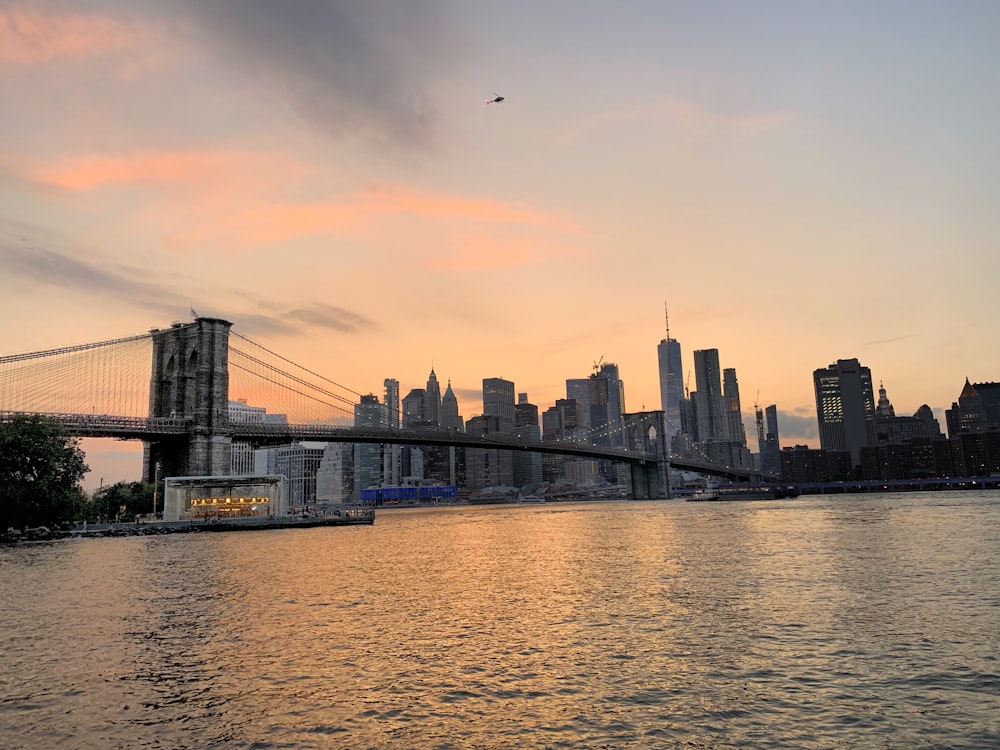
<box><xmin>0</xmin><ymin>234</ymin><xmax>375</xmax><ymax>337</ymax></box>
<box><xmin>860</xmin><ymin>334</ymin><xmax>914</xmax><ymax>347</ymax></box>
<box><xmin>0</xmin><ymin>239</ymin><xmax>181</xmax><ymax>316</ymax></box>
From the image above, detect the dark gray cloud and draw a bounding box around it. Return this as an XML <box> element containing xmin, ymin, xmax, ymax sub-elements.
<box><xmin>0</xmin><ymin>239</ymin><xmax>183</xmax><ymax>318</ymax></box>
<box><xmin>0</xmin><ymin>232</ymin><xmax>376</xmax><ymax>339</ymax></box>
<box><xmin>744</xmin><ymin>407</ymin><xmax>818</xmax><ymax>448</ymax></box>
<box><xmin>286</xmin><ymin>304</ymin><xmax>374</xmax><ymax>333</ymax></box>
<box><xmin>173</xmin><ymin>0</ymin><xmax>460</xmax><ymax>150</ymax></box>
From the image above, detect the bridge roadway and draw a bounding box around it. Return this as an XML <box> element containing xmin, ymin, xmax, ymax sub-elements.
<box><xmin>1</xmin><ymin>411</ymin><xmax>756</xmax><ymax>481</ymax></box>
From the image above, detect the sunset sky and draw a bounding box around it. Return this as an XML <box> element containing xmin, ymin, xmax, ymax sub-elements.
<box><xmin>2</xmin><ymin>1</ymin><xmax>998</xmax><ymax>488</ymax></box>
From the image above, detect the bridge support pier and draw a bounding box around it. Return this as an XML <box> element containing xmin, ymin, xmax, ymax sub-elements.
<box><xmin>144</xmin><ymin>317</ymin><xmax>232</xmax><ymax>482</ymax></box>
<box><xmin>630</xmin><ymin>461</ymin><xmax>668</xmax><ymax>500</ymax></box>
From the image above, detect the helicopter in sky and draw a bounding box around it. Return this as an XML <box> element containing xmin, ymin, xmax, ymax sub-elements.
<box><xmin>486</xmin><ymin>93</ymin><xmax>505</xmax><ymax>105</ymax></box>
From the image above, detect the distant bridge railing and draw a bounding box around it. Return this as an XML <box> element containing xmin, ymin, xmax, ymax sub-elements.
<box><xmin>2</xmin><ymin>410</ymin><xmax>756</xmax><ymax>480</ymax></box>
<box><xmin>230</xmin><ymin>422</ymin><xmax>660</xmax><ymax>464</ymax></box>
<box><xmin>0</xmin><ymin>411</ymin><xmax>190</xmax><ymax>439</ymax></box>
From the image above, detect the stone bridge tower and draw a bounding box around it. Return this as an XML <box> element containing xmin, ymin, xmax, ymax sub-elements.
<box><xmin>144</xmin><ymin>317</ymin><xmax>232</xmax><ymax>481</ymax></box>
<box><xmin>623</xmin><ymin>410</ymin><xmax>671</xmax><ymax>499</ymax></box>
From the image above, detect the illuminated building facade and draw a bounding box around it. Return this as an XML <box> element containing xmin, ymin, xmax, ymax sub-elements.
<box><xmin>163</xmin><ymin>475</ymin><xmax>287</xmax><ymax>521</ymax></box>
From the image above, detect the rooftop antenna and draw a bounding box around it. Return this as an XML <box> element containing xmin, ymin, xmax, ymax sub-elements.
<box><xmin>664</xmin><ymin>301</ymin><xmax>671</xmax><ymax>341</ymax></box>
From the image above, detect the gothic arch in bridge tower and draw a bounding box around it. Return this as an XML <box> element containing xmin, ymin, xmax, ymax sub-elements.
<box><xmin>145</xmin><ymin>318</ymin><xmax>233</xmax><ymax>482</ymax></box>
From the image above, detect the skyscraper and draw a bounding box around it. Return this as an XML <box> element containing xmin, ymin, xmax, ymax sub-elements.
<box><xmin>761</xmin><ymin>404</ymin><xmax>781</xmax><ymax>478</ymax></box>
<box><xmin>813</xmin><ymin>358</ymin><xmax>876</xmax><ymax>467</ymax></box>
<box><xmin>440</xmin><ymin>380</ymin><xmax>464</xmax><ymax>431</ymax></box>
<box><xmin>513</xmin><ymin>393</ymin><xmax>542</xmax><ymax>487</ymax></box>
<box><xmin>693</xmin><ymin>349</ymin><xmax>726</xmax><ymax>442</ymax></box>
<box><xmin>383</xmin><ymin>378</ymin><xmax>400</xmax><ymax>428</ymax></box>
<box><xmin>589</xmin><ymin>362</ymin><xmax>625</xmax><ymax>448</ymax></box>
<box><xmin>656</xmin><ymin>305</ymin><xmax>683</xmax><ymax>438</ymax></box>
<box><xmin>354</xmin><ymin>394</ymin><xmax>385</xmax><ymax>497</ymax></box>
<box><xmin>566</xmin><ymin>378</ymin><xmax>592</xmax><ymax>430</ymax></box>
<box><xmin>722</xmin><ymin>368</ymin><xmax>746</xmax><ymax>444</ymax></box>
<box><xmin>425</xmin><ymin>368</ymin><xmax>442</xmax><ymax>426</ymax></box>
<box><xmin>483</xmin><ymin>377</ymin><xmax>516</xmax><ymax>434</ymax></box>
<box><xmin>382</xmin><ymin>378</ymin><xmax>401</xmax><ymax>486</ymax></box>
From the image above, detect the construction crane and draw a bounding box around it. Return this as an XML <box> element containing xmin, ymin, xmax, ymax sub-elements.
<box><xmin>754</xmin><ymin>390</ymin><xmax>766</xmax><ymax>449</ymax></box>
<box><xmin>593</xmin><ymin>355</ymin><xmax>604</xmax><ymax>373</ymax></box>
<box><xmin>684</xmin><ymin>370</ymin><xmax>692</xmax><ymax>398</ymax></box>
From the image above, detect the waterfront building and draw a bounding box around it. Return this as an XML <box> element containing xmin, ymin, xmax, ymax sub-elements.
<box><xmin>872</xmin><ymin>383</ymin><xmax>943</xmax><ymax>445</ymax></box>
<box><xmin>760</xmin><ymin>404</ymin><xmax>782</xmax><ymax>478</ymax></box>
<box><xmin>514</xmin><ymin>393</ymin><xmax>543</xmax><ymax>487</ymax></box>
<box><xmin>464</xmin><ymin>414</ymin><xmax>509</xmax><ymax>490</ymax></box>
<box><xmin>780</xmin><ymin>445</ymin><xmax>853</xmax><ymax>483</ymax></box>
<box><xmin>383</xmin><ymin>378</ymin><xmax>402</xmax><ymax>487</ymax></box>
<box><xmin>946</xmin><ymin>379</ymin><xmax>1000</xmax><ymax>435</ymax></box>
<box><xmin>315</xmin><ymin>443</ymin><xmax>354</xmax><ymax>505</ymax></box>
<box><xmin>228</xmin><ymin>399</ymin><xmax>288</xmax><ymax>475</ymax></box>
<box><xmin>353</xmin><ymin>394</ymin><xmax>384</xmax><ymax>500</ymax></box>
<box><xmin>813</xmin><ymin>358</ymin><xmax>876</xmax><ymax>468</ymax></box>
<box><xmin>163</xmin><ymin>475</ymin><xmax>287</xmax><ymax>521</ymax></box>
<box><xmin>482</xmin><ymin>377</ymin><xmax>516</xmax><ymax>487</ymax></box>
<box><xmin>270</xmin><ymin>443</ymin><xmax>327</xmax><ymax>509</ymax></box>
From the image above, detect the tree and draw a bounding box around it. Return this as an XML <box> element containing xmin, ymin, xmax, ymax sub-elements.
<box><xmin>0</xmin><ymin>414</ymin><xmax>89</xmax><ymax>529</ymax></box>
<box><xmin>93</xmin><ymin>481</ymin><xmax>155</xmax><ymax>522</ymax></box>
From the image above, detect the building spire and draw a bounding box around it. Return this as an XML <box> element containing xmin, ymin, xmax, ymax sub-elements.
<box><xmin>664</xmin><ymin>301</ymin><xmax>672</xmax><ymax>341</ymax></box>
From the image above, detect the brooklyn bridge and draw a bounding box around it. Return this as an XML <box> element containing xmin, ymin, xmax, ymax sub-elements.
<box><xmin>0</xmin><ymin>317</ymin><xmax>756</xmax><ymax>499</ymax></box>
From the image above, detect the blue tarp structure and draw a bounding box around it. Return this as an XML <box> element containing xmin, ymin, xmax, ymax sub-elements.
<box><xmin>361</xmin><ymin>485</ymin><xmax>458</xmax><ymax>503</ymax></box>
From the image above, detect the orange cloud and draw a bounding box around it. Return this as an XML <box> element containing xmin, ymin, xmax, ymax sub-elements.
<box><xmin>167</xmin><ymin>187</ymin><xmax>581</xmax><ymax>253</ymax></box>
<box><xmin>0</xmin><ymin>7</ymin><xmax>149</xmax><ymax>66</ymax></box>
<box><xmin>30</xmin><ymin>149</ymin><xmax>311</xmax><ymax>192</ymax></box>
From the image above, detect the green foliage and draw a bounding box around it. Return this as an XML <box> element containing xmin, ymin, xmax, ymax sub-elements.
<box><xmin>0</xmin><ymin>414</ymin><xmax>89</xmax><ymax>529</ymax></box>
<box><xmin>92</xmin><ymin>481</ymin><xmax>155</xmax><ymax>522</ymax></box>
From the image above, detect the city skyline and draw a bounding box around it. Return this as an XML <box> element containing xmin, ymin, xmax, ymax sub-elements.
<box><xmin>1</xmin><ymin>1</ymin><xmax>998</xmax><ymax>487</ymax></box>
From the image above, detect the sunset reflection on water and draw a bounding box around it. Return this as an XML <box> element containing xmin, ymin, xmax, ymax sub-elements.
<box><xmin>2</xmin><ymin>493</ymin><xmax>998</xmax><ymax>748</ymax></box>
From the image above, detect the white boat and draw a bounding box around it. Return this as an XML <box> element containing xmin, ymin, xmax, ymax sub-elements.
<box><xmin>517</xmin><ymin>495</ymin><xmax>546</xmax><ymax>503</ymax></box>
<box><xmin>687</xmin><ymin>488</ymin><xmax>720</xmax><ymax>502</ymax></box>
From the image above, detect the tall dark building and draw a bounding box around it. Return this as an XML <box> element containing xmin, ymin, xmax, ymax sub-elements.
<box><xmin>656</xmin><ymin>305</ymin><xmax>683</xmax><ymax>438</ymax></box>
<box><xmin>513</xmin><ymin>393</ymin><xmax>542</xmax><ymax>487</ymax></box>
<box><xmin>759</xmin><ymin>404</ymin><xmax>781</xmax><ymax>478</ymax></box>
<box><xmin>425</xmin><ymin>368</ymin><xmax>442</xmax><ymax>426</ymax></box>
<box><xmin>514</xmin><ymin>393</ymin><xmax>539</xmax><ymax>429</ymax></box>
<box><xmin>440</xmin><ymin>380</ymin><xmax>464</xmax><ymax>431</ymax></box>
<box><xmin>722</xmin><ymin>367</ymin><xmax>746</xmax><ymax>445</ymax></box>
<box><xmin>401</xmin><ymin>388</ymin><xmax>427</xmax><ymax>427</ymax></box>
<box><xmin>483</xmin><ymin>377</ymin><xmax>516</xmax><ymax>434</ymax></box>
<box><xmin>813</xmin><ymin>358</ymin><xmax>876</xmax><ymax>467</ymax></box>
<box><xmin>946</xmin><ymin>379</ymin><xmax>1000</xmax><ymax>436</ymax></box>
<box><xmin>692</xmin><ymin>349</ymin><xmax>725</xmax><ymax>442</ymax></box>
<box><xmin>589</xmin><ymin>362</ymin><xmax>625</xmax><ymax>448</ymax></box>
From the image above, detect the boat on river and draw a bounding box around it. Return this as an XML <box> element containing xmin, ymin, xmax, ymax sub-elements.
<box><xmin>687</xmin><ymin>486</ymin><xmax>720</xmax><ymax>502</ymax></box>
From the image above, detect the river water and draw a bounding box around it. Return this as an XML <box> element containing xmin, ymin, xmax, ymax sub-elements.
<box><xmin>1</xmin><ymin>491</ymin><xmax>998</xmax><ymax>749</ymax></box>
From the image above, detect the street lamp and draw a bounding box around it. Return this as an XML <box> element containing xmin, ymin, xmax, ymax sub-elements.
<box><xmin>152</xmin><ymin>462</ymin><xmax>161</xmax><ymax>520</ymax></box>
